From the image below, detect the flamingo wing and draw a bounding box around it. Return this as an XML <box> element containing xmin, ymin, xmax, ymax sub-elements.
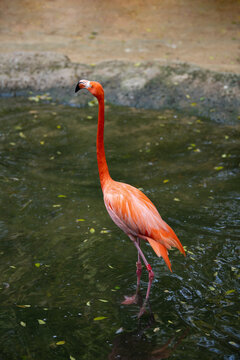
<box><xmin>103</xmin><ymin>180</ymin><xmax>185</xmax><ymax>271</ymax></box>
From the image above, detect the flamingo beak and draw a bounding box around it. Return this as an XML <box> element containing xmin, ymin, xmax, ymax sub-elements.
<box><xmin>75</xmin><ymin>83</ymin><xmax>80</xmax><ymax>93</ymax></box>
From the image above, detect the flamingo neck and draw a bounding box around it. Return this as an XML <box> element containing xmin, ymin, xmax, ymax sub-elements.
<box><xmin>96</xmin><ymin>95</ymin><xmax>111</xmax><ymax>190</ymax></box>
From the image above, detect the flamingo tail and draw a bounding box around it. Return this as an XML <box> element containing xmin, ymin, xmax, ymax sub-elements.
<box><xmin>146</xmin><ymin>237</ymin><xmax>172</xmax><ymax>272</ymax></box>
<box><xmin>167</xmin><ymin>230</ymin><xmax>186</xmax><ymax>256</ymax></box>
<box><xmin>138</xmin><ymin>226</ymin><xmax>186</xmax><ymax>272</ymax></box>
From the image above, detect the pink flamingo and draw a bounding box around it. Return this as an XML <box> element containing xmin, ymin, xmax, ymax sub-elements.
<box><xmin>75</xmin><ymin>80</ymin><xmax>186</xmax><ymax>316</ymax></box>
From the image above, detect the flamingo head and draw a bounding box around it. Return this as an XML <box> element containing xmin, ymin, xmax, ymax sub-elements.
<box><xmin>75</xmin><ymin>79</ymin><xmax>104</xmax><ymax>99</ymax></box>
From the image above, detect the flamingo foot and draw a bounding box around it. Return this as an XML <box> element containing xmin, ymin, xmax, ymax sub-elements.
<box><xmin>122</xmin><ymin>294</ymin><xmax>138</xmax><ymax>305</ymax></box>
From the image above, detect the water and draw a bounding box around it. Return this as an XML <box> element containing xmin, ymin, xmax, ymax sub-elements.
<box><xmin>0</xmin><ymin>97</ymin><xmax>239</xmax><ymax>359</ymax></box>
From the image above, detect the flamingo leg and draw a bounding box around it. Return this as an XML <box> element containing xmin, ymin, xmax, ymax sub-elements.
<box><xmin>122</xmin><ymin>235</ymin><xmax>154</xmax><ymax>316</ymax></box>
<box><xmin>122</xmin><ymin>238</ymin><xmax>142</xmax><ymax>306</ymax></box>
<box><xmin>133</xmin><ymin>239</ymin><xmax>155</xmax><ymax>317</ymax></box>
<box><xmin>136</xmin><ymin>238</ymin><xmax>142</xmax><ymax>287</ymax></box>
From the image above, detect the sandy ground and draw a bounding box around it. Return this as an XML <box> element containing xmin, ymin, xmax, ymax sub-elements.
<box><xmin>0</xmin><ymin>0</ymin><xmax>239</xmax><ymax>73</ymax></box>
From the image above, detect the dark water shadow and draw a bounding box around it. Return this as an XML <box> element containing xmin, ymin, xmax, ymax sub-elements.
<box><xmin>109</xmin><ymin>310</ymin><xmax>189</xmax><ymax>360</ymax></box>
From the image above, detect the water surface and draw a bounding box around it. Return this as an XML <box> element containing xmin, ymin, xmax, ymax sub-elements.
<box><xmin>0</xmin><ymin>98</ymin><xmax>239</xmax><ymax>359</ymax></box>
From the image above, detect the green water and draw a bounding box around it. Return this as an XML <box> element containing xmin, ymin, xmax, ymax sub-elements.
<box><xmin>0</xmin><ymin>98</ymin><xmax>239</xmax><ymax>359</ymax></box>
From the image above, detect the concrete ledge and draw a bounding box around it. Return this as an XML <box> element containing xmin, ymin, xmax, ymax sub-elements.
<box><xmin>0</xmin><ymin>52</ymin><xmax>239</xmax><ymax>123</ymax></box>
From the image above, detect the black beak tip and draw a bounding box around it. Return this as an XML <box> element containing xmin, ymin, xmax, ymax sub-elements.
<box><xmin>75</xmin><ymin>83</ymin><xmax>80</xmax><ymax>93</ymax></box>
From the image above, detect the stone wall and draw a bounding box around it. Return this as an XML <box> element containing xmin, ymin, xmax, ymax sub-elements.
<box><xmin>0</xmin><ymin>52</ymin><xmax>239</xmax><ymax>123</ymax></box>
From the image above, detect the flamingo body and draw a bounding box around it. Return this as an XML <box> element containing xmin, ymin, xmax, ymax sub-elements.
<box><xmin>103</xmin><ymin>179</ymin><xmax>185</xmax><ymax>272</ymax></box>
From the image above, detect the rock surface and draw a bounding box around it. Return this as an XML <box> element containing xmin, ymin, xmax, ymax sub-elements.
<box><xmin>0</xmin><ymin>52</ymin><xmax>239</xmax><ymax>123</ymax></box>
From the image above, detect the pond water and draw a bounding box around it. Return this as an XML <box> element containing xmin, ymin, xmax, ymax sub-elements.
<box><xmin>0</xmin><ymin>97</ymin><xmax>239</xmax><ymax>360</ymax></box>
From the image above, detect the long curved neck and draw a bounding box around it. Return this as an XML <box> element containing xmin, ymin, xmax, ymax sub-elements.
<box><xmin>96</xmin><ymin>94</ymin><xmax>111</xmax><ymax>190</ymax></box>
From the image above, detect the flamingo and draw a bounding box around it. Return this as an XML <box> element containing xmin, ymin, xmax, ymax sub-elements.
<box><xmin>75</xmin><ymin>80</ymin><xmax>186</xmax><ymax>316</ymax></box>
